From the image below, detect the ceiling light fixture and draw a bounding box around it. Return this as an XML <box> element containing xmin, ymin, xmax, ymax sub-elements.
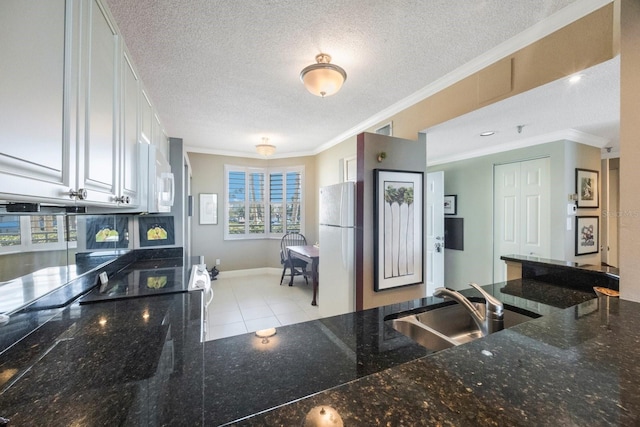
<box><xmin>255</xmin><ymin>327</ymin><xmax>277</xmax><ymax>344</ymax></box>
<box><xmin>300</xmin><ymin>53</ymin><xmax>347</xmax><ymax>97</ymax></box>
<box><xmin>568</xmin><ymin>74</ymin><xmax>583</xmax><ymax>84</ymax></box>
<box><xmin>480</xmin><ymin>131</ymin><xmax>495</xmax><ymax>137</ymax></box>
<box><xmin>256</xmin><ymin>137</ymin><xmax>276</xmax><ymax>157</ymax></box>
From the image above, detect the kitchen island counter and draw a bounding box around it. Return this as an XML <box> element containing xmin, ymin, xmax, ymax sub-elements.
<box><xmin>1</xmin><ymin>261</ymin><xmax>634</xmax><ymax>426</ymax></box>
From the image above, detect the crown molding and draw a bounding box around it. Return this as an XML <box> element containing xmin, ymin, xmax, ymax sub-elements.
<box><xmin>185</xmin><ymin>145</ymin><xmax>315</xmax><ymax>159</ymax></box>
<box><xmin>314</xmin><ymin>0</ymin><xmax>613</xmax><ymax>156</ymax></box>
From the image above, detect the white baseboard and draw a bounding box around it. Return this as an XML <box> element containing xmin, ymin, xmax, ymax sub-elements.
<box><xmin>217</xmin><ymin>267</ymin><xmax>281</xmax><ymax>278</ymax></box>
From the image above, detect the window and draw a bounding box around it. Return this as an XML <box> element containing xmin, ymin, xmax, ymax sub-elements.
<box><xmin>30</xmin><ymin>216</ymin><xmax>60</xmax><ymax>244</ymax></box>
<box><xmin>0</xmin><ymin>215</ymin><xmax>21</xmax><ymax>247</ymax></box>
<box><xmin>225</xmin><ymin>165</ymin><xmax>304</xmax><ymax>239</ymax></box>
<box><xmin>0</xmin><ymin>214</ymin><xmax>77</xmax><ymax>254</ymax></box>
<box><xmin>65</xmin><ymin>216</ymin><xmax>77</xmax><ymax>242</ymax></box>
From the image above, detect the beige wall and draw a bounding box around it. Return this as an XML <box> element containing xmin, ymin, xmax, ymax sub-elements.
<box><xmin>365</xmin><ymin>4</ymin><xmax>615</xmax><ymax>137</ymax></box>
<box><xmin>188</xmin><ymin>152</ymin><xmax>316</xmax><ymax>271</ymax></box>
<box><xmin>619</xmin><ymin>0</ymin><xmax>640</xmax><ymax>302</ymax></box>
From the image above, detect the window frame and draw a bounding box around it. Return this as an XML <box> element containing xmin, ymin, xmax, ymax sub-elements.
<box><xmin>0</xmin><ymin>214</ymin><xmax>77</xmax><ymax>255</ymax></box>
<box><xmin>224</xmin><ymin>164</ymin><xmax>305</xmax><ymax>240</ymax></box>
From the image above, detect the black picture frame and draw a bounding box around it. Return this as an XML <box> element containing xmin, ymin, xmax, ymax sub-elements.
<box><xmin>575</xmin><ymin>168</ymin><xmax>599</xmax><ymax>208</ymax></box>
<box><xmin>138</xmin><ymin>216</ymin><xmax>176</xmax><ymax>247</ymax></box>
<box><xmin>575</xmin><ymin>215</ymin><xmax>599</xmax><ymax>256</ymax></box>
<box><xmin>85</xmin><ymin>216</ymin><xmax>129</xmax><ymax>250</ymax></box>
<box><xmin>373</xmin><ymin>169</ymin><xmax>424</xmax><ymax>291</ymax></box>
<box><xmin>444</xmin><ymin>195</ymin><xmax>457</xmax><ymax>215</ymax></box>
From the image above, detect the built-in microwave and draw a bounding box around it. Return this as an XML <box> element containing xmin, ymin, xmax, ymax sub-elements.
<box><xmin>142</xmin><ymin>144</ymin><xmax>175</xmax><ymax>213</ymax></box>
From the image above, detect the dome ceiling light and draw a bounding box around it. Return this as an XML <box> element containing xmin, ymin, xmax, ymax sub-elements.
<box><xmin>256</xmin><ymin>137</ymin><xmax>276</xmax><ymax>157</ymax></box>
<box><xmin>300</xmin><ymin>53</ymin><xmax>347</xmax><ymax>98</ymax></box>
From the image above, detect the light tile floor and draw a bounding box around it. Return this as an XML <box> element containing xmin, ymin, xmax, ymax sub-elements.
<box><xmin>205</xmin><ymin>271</ymin><xmax>320</xmax><ymax>340</ymax></box>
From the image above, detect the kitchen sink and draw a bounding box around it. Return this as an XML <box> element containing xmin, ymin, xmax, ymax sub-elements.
<box><xmin>388</xmin><ymin>302</ymin><xmax>540</xmax><ymax>351</ymax></box>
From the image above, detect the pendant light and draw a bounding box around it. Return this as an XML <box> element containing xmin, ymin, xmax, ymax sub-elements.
<box><xmin>256</xmin><ymin>137</ymin><xmax>276</xmax><ymax>157</ymax></box>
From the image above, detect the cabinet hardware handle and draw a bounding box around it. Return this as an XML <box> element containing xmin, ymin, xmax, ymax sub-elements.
<box><xmin>114</xmin><ymin>195</ymin><xmax>130</xmax><ymax>204</ymax></box>
<box><xmin>69</xmin><ymin>188</ymin><xmax>88</xmax><ymax>200</ymax></box>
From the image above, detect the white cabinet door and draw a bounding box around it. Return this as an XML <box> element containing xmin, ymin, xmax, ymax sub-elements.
<box><xmin>0</xmin><ymin>0</ymin><xmax>78</xmax><ymax>203</ymax></box>
<box><xmin>152</xmin><ymin>113</ymin><xmax>169</xmax><ymax>160</ymax></box>
<box><xmin>120</xmin><ymin>49</ymin><xmax>140</xmax><ymax>207</ymax></box>
<box><xmin>77</xmin><ymin>0</ymin><xmax>119</xmax><ymax>205</ymax></box>
<box><xmin>140</xmin><ymin>90</ymin><xmax>153</xmax><ymax>145</ymax></box>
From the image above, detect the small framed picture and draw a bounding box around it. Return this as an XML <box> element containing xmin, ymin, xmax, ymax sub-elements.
<box><xmin>575</xmin><ymin>168</ymin><xmax>599</xmax><ymax>208</ymax></box>
<box><xmin>444</xmin><ymin>195</ymin><xmax>457</xmax><ymax>215</ymax></box>
<box><xmin>575</xmin><ymin>216</ymin><xmax>599</xmax><ymax>256</ymax></box>
<box><xmin>199</xmin><ymin>193</ymin><xmax>218</xmax><ymax>225</ymax></box>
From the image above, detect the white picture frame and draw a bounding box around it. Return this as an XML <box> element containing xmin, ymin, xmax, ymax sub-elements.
<box><xmin>199</xmin><ymin>193</ymin><xmax>218</xmax><ymax>225</ymax></box>
<box><xmin>343</xmin><ymin>155</ymin><xmax>357</xmax><ymax>182</ymax></box>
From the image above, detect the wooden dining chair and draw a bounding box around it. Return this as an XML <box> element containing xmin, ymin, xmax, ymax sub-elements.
<box><xmin>279</xmin><ymin>233</ymin><xmax>309</xmax><ymax>286</ymax></box>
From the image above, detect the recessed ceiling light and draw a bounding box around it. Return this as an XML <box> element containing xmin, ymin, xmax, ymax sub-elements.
<box><xmin>480</xmin><ymin>131</ymin><xmax>495</xmax><ymax>137</ymax></box>
<box><xmin>568</xmin><ymin>74</ymin><xmax>583</xmax><ymax>84</ymax></box>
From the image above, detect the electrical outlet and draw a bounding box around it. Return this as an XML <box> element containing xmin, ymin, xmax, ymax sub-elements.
<box><xmin>216</xmin><ymin>259</ymin><xmax>221</xmax><ymax>266</ymax></box>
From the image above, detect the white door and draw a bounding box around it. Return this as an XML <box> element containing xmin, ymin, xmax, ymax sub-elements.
<box><xmin>494</xmin><ymin>158</ymin><xmax>550</xmax><ymax>282</ymax></box>
<box><xmin>426</xmin><ymin>171</ymin><xmax>445</xmax><ymax>296</ymax></box>
<box><xmin>608</xmin><ymin>167</ymin><xmax>619</xmax><ymax>266</ymax></box>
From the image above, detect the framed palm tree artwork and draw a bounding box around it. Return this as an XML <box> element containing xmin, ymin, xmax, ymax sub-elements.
<box><xmin>374</xmin><ymin>169</ymin><xmax>424</xmax><ymax>291</ymax></box>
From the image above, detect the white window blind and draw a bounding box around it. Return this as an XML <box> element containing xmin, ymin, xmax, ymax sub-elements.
<box><xmin>225</xmin><ymin>165</ymin><xmax>304</xmax><ymax>240</ymax></box>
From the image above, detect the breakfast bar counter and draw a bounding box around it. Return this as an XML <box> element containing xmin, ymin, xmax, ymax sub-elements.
<box><xmin>0</xmin><ymin>256</ymin><xmax>636</xmax><ymax>426</ymax></box>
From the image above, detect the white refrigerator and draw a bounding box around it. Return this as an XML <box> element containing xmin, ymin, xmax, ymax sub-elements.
<box><xmin>318</xmin><ymin>182</ymin><xmax>356</xmax><ymax>317</ymax></box>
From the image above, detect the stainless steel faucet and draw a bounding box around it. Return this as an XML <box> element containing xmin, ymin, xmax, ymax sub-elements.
<box><xmin>433</xmin><ymin>283</ymin><xmax>504</xmax><ymax>336</ymax></box>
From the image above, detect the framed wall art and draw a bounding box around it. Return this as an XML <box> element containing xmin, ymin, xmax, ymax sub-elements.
<box><xmin>138</xmin><ymin>216</ymin><xmax>176</xmax><ymax>247</ymax></box>
<box><xmin>373</xmin><ymin>169</ymin><xmax>424</xmax><ymax>291</ymax></box>
<box><xmin>575</xmin><ymin>168</ymin><xmax>599</xmax><ymax>208</ymax></box>
<box><xmin>444</xmin><ymin>195</ymin><xmax>457</xmax><ymax>215</ymax></box>
<box><xmin>575</xmin><ymin>215</ymin><xmax>599</xmax><ymax>256</ymax></box>
<box><xmin>199</xmin><ymin>193</ymin><xmax>218</xmax><ymax>225</ymax></box>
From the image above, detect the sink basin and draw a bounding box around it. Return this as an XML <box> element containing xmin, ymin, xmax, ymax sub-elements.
<box><xmin>388</xmin><ymin>302</ymin><xmax>540</xmax><ymax>351</ymax></box>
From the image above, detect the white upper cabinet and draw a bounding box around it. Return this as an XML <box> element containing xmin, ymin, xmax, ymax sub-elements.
<box><xmin>0</xmin><ymin>0</ymin><xmax>78</xmax><ymax>202</ymax></box>
<box><xmin>0</xmin><ymin>0</ymin><xmax>167</xmax><ymax>208</ymax></box>
<box><xmin>77</xmin><ymin>0</ymin><xmax>119</xmax><ymax>205</ymax></box>
<box><xmin>121</xmin><ymin>49</ymin><xmax>141</xmax><ymax>207</ymax></box>
<box><xmin>140</xmin><ymin>89</ymin><xmax>153</xmax><ymax>145</ymax></box>
<box><xmin>152</xmin><ymin>113</ymin><xmax>170</xmax><ymax>161</ymax></box>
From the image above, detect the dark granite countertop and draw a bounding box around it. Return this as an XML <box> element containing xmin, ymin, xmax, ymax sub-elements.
<box><xmin>501</xmin><ymin>254</ymin><xmax>620</xmax><ymax>278</ymax></box>
<box><xmin>1</xmin><ymin>254</ymin><xmax>633</xmax><ymax>426</ymax></box>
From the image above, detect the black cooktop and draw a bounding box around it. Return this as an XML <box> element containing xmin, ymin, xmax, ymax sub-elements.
<box><xmin>79</xmin><ymin>258</ymin><xmax>188</xmax><ymax>304</ymax></box>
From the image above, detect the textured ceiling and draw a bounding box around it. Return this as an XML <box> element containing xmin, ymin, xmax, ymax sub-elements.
<box><xmin>103</xmin><ymin>0</ymin><xmax>610</xmax><ymax>158</ymax></box>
